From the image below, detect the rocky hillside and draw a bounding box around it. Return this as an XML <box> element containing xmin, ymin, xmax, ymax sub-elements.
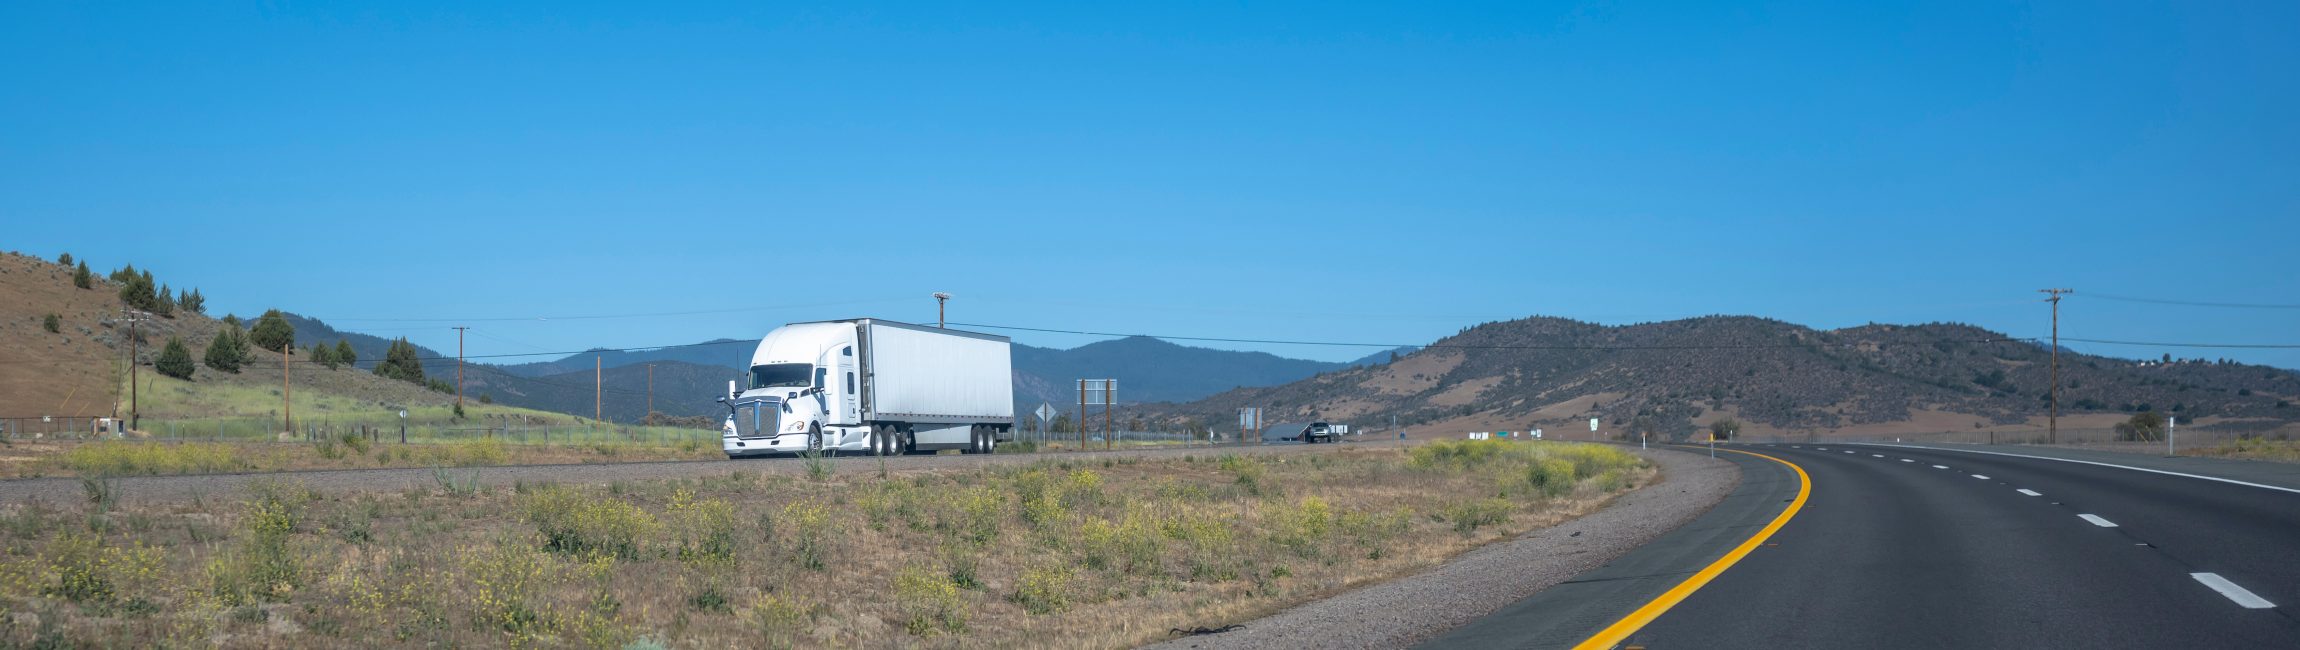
<box><xmin>1145</xmin><ymin>316</ymin><xmax>2300</xmax><ymax>438</ymax></box>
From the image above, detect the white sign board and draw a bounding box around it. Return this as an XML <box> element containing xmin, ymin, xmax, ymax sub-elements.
<box><xmin>1589</xmin><ymin>418</ymin><xmax>1600</xmax><ymax>432</ymax></box>
<box><xmin>1035</xmin><ymin>403</ymin><xmax>1056</xmax><ymax>425</ymax></box>
<box><xmin>1533</xmin><ymin>429</ymin><xmax>1543</xmax><ymax>439</ymax></box>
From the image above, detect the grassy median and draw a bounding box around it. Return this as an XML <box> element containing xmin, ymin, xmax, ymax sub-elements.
<box><xmin>0</xmin><ymin>439</ymin><xmax>1648</xmax><ymax>648</ymax></box>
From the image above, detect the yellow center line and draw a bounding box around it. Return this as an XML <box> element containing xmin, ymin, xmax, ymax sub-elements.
<box><xmin>1572</xmin><ymin>447</ymin><xmax>1812</xmax><ymax>650</ymax></box>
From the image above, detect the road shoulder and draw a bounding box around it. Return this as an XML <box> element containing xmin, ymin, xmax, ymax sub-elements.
<box><xmin>1417</xmin><ymin>447</ymin><xmax>1800</xmax><ymax>650</ymax></box>
<box><xmin>1148</xmin><ymin>446</ymin><xmax>1739</xmax><ymax>650</ymax></box>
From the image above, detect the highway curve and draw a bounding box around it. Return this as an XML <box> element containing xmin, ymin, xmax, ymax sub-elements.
<box><xmin>1435</xmin><ymin>443</ymin><xmax>2300</xmax><ymax>648</ymax></box>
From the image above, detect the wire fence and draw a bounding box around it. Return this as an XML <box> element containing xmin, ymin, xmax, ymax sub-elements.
<box><xmin>0</xmin><ymin>414</ymin><xmax>719</xmax><ymax>448</ymax></box>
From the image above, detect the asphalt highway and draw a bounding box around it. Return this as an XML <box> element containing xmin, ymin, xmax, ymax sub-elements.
<box><xmin>1631</xmin><ymin>443</ymin><xmax>2300</xmax><ymax>648</ymax></box>
<box><xmin>1434</xmin><ymin>442</ymin><xmax>2300</xmax><ymax>649</ymax></box>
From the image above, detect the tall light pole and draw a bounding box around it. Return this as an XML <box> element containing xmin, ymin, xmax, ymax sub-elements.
<box><xmin>933</xmin><ymin>292</ymin><xmax>951</xmax><ymax>328</ymax></box>
<box><xmin>2039</xmin><ymin>288</ymin><xmax>2073</xmax><ymax>444</ymax></box>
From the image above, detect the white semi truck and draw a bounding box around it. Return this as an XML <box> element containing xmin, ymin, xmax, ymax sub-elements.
<box><xmin>720</xmin><ymin>318</ymin><xmax>1014</xmax><ymax>458</ymax></box>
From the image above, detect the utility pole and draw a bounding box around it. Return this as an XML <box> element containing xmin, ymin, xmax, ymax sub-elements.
<box><xmin>933</xmin><ymin>292</ymin><xmax>951</xmax><ymax>328</ymax></box>
<box><xmin>452</xmin><ymin>326</ymin><xmax>468</xmax><ymax>411</ymax></box>
<box><xmin>283</xmin><ymin>346</ymin><xmax>293</xmax><ymax>436</ymax></box>
<box><xmin>647</xmin><ymin>364</ymin><xmax>655</xmax><ymax>417</ymax></box>
<box><xmin>595</xmin><ymin>356</ymin><xmax>603</xmax><ymax>426</ymax></box>
<box><xmin>2040</xmin><ymin>288</ymin><xmax>2073</xmax><ymax>444</ymax></box>
<box><xmin>1077</xmin><ymin>379</ymin><xmax>1086</xmax><ymax>450</ymax></box>
<box><xmin>123</xmin><ymin>310</ymin><xmax>145</xmax><ymax>431</ymax></box>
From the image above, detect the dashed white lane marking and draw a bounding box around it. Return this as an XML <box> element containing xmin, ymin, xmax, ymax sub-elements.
<box><xmin>1972</xmin><ymin>474</ymin><xmax>1991</xmax><ymax>480</ymax></box>
<box><xmin>2017</xmin><ymin>489</ymin><xmax>2041</xmax><ymax>496</ymax></box>
<box><xmin>2191</xmin><ymin>573</ymin><xmax>2276</xmax><ymax>609</ymax></box>
<box><xmin>1846</xmin><ymin>451</ymin><xmax>1857</xmax><ymax>454</ymax></box>
<box><xmin>1872</xmin><ymin>454</ymin><xmax>1885</xmax><ymax>458</ymax></box>
<box><xmin>2078</xmin><ymin>514</ymin><xmax>2118</xmax><ymax>528</ymax></box>
<box><xmin>1900</xmin><ymin>458</ymin><xmax>1914</xmax><ymax>463</ymax></box>
<box><xmin>1852</xmin><ymin>443</ymin><xmax>2300</xmax><ymax>496</ymax></box>
<box><xmin>1932</xmin><ymin>465</ymin><xmax>1949</xmax><ymax>469</ymax></box>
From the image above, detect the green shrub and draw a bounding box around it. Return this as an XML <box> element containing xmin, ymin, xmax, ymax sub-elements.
<box><xmin>209</xmin><ymin>487</ymin><xmax>307</xmax><ymax>603</ymax></box>
<box><xmin>778</xmin><ymin>499</ymin><xmax>838</xmax><ymax>570</ymax></box>
<box><xmin>894</xmin><ymin>564</ymin><xmax>966</xmax><ymax>635</ymax></box>
<box><xmin>1268</xmin><ymin>496</ymin><xmax>1334</xmax><ymax>559</ymax></box>
<box><xmin>518</xmin><ymin>486</ymin><xmax>658</xmax><ymax>559</ymax></box>
<box><xmin>1009</xmin><ymin>564</ymin><xmax>1072</xmax><ymax>615</ymax></box>
<box><xmin>1440</xmin><ymin>498</ymin><xmax>1513</xmax><ymax>535</ymax></box>
<box><xmin>668</xmin><ymin>488</ymin><xmax>739</xmax><ymax>565</ymax></box>
<box><xmin>60</xmin><ymin>441</ymin><xmax>247</xmax><ymax>476</ymax></box>
<box><xmin>1528</xmin><ymin>458</ymin><xmax>1577</xmax><ymax>497</ymax></box>
<box><xmin>465</xmin><ymin>538</ymin><xmax>557</xmax><ymax>639</ymax></box>
<box><xmin>747</xmin><ymin>593</ymin><xmax>810</xmax><ymax>649</ymax></box>
<box><xmin>43</xmin><ymin>531</ymin><xmax>160</xmax><ymax>606</ymax></box>
<box><xmin>1219</xmin><ymin>454</ymin><xmax>1269</xmax><ymax>495</ymax></box>
<box><xmin>42</xmin><ymin>313</ymin><xmax>60</xmax><ymax>334</ymax></box>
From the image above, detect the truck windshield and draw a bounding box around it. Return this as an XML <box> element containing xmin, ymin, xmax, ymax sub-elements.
<box><xmin>749</xmin><ymin>363</ymin><xmax>813</xmax><ymax>390</ymax></box>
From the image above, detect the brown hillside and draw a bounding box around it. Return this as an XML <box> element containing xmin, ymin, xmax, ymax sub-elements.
<box><xmin>0</xmin><ymin>251</ymin><xmax>460</xmax><ymax>427</ymax></box>
<box><xmin>0</xmin><ymin>251</ymin><xmax>129</xmax><ymax>418</ymax></box>
<box><xmin>1145</xmin><ymin>315</ymin><xmax>2300</xmax><ymax>440</ymax></box>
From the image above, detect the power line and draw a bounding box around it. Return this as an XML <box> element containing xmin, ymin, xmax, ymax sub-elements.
<box><xmin>306</xmin><ymin>297</ymin><xmax>910</xmax><ymax>323</ymax></box>
<box><xmin>2057</xmin><ymin>337</ymin><xmax>2300</xmax><ymax>350</ymax></box>
<box><xmin>2078</xmin><ymin>293</ymin><xmax>2300</xmax><ymax>310</ymax></box>
<box><xmin>946</xmin><ymin>322</ymin><xmax>2038</xmax><ymax>351</ymax></box>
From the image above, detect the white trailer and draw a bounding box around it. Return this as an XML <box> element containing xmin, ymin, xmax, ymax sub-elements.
<box><xmin>721</xmin><ymin>318</ymin><xmax>1014</xmax><ymax>458</ymax></box>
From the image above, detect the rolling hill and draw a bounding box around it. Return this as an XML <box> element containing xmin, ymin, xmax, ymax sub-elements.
<box><xmin>1142</xmin><ymin>316</ymin><xmax>2300</xmax><ymax>440</ymax></box>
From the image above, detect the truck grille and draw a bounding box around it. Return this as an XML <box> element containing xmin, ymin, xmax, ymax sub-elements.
<box><xmin>733</xmin><ymin>400</ymin><xmax>782</xmax><ymax>439</ymax></box>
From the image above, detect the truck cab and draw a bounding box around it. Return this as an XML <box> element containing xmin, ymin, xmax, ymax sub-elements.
<box><xmin>722</xmin><ymin>322</ymin><xmax>867</xmax><ymax>457</ymax></box>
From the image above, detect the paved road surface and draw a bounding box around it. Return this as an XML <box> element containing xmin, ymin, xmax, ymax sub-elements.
<box><xmin>1437</xmin><ymin>443</ymin><xmax>2300</xmax><ymax>648</ymax></box>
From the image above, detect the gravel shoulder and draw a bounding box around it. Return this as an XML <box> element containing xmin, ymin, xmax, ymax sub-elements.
<box><xmin>1147</xmin><ymin>445</ymin><xmax>1740</xmax><ymax>650</ymax></box>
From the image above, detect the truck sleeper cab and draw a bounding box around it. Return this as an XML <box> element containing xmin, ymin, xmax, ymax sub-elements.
<box><xmin>722</xmin><ymin>318</ymin><xmax>1014</xmax><ymax>458</ymax></box>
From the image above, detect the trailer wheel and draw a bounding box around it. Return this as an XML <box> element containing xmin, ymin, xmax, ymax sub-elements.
<box><xmin>984</xmin><ymin>430</ymin><xmax>996</xmax><ymax>455</ymax></box>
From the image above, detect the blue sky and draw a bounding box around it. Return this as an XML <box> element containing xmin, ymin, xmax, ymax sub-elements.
<box><xmin>5</xmin><ymin>1</ymin><xmax>2296</xmax><ymax>368</ymax></box>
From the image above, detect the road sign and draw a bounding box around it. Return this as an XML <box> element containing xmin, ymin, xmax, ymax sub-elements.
<box><xmin>1589</xmin><ymin>418</ymin><xmax>1599</xmax><ymax>432</ymax></box>
<box><xmin>1035</xmin><ymin>403</ymin><xmax>1056</xmax><ymax>425</ymax></box>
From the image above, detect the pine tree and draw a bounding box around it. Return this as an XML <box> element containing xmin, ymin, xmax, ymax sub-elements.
<box><xmin>178</xmin><ymin>287</ymin><xmax>205</xmax><ymax>315</ymax></box>
<box><xmin>335</xmin><ymin>340</ymin><xmax>356</xmax><ymax>368</ymax></box>
<box><xmin>109</xmin><ymin>264</ymin><xmax>135</xmax><ymax>285</ymax></box>
<box><xmin>204</xmin><ymin>329</ymin><xmax>247</xmax><ymax>373</ymax></box>
<box><xmin>72</xmin><ymin>261</ymin><xmax>92</xmax><ymax>289</ymax></box>
<box><xmin>155</xmin><ymin>337</ymin><xmax>195</xmax><ymax>380</ymax></box>
<box><xmin>56</xmin><ymin>252</ymin><xmax>71</xmax><ymax>266</ymax></box>
<box><xmin>308</xmin><ymin>343</ymin><xmax>335</xmax><ymax>369</ymax></box>
<box><xmin>153</xmin><ymin>282</ymin><xmax>175</xmax><ymax>317</ymax></box>
<box><xmin>250</xmin><ymin>309</ymin><xmax>295</xmax><ymax>352</ymax></box>
<box><xmin>375</xmin><ymin>337</ymin><xmax>426</xmax><ymax>384</ymax></box>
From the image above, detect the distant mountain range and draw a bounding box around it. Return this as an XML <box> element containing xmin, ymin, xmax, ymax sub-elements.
<box><xmin>427</xmin><ymin>331</ymin><xmax>1384</xmax><ymax>422</ymax></box>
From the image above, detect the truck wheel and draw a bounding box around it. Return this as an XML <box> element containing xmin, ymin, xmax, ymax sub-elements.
<box><xmin>984</xmin><ymin>431</ymin><xmax>996</xmax><ymax>454</ymax></box>
<box><xmin>808</xmin><ymin>424</ymin><xmax>824</xmax><ymax>454</ymax></box>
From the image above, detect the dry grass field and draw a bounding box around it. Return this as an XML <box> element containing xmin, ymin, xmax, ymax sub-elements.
<box><xmin>0</xmin><ymin>440</ymin><xmax>1647</xmax><ymax>648</ymax></box>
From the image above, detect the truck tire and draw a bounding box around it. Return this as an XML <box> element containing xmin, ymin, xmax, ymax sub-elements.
<box><xmin>808</xmin><ymin>424</ymin><xmax>824</xmax><ymax>454</ymax></box>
